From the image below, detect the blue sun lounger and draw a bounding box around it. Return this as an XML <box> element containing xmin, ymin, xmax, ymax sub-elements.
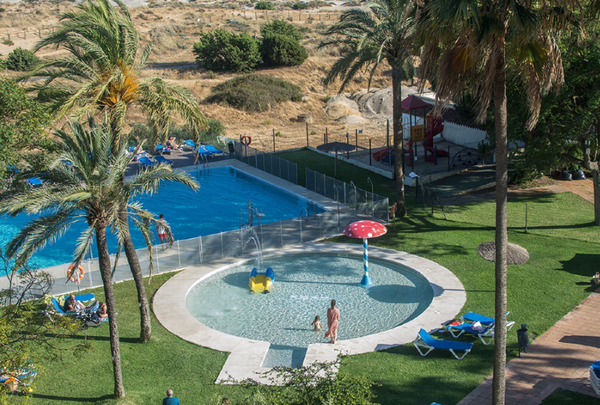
<box><xmin>138</xmin><ymin>156</ymin><xmax>156</xmax><ymax>168</ymax></box>
<box><xmin>183</xmin><ymin>140</ymin><xmax>197</xmax><ymax>150</ymax></box>
<box><xmin>446</xmin><ymin>322</ymin><xmax>497</xmax><ymax>345</ymax></box>
<box><xmin>461</xmin><ymin>311</ymin><xmax>512</xmax><ymax>326</ymax></box>
<box><xmin>589</xmin><ymin>361</ymin><xmax>600</xmax><ymax>396</ymax></box>
<box><xmin>204</xmin><ymin>144</ymin><xmax>224</xmax><ymax>155</ymax></box>
<box><xmin>27</xmin><ymin>177</ymin><xmax>44</xmax><ymax>187</ymax></box>
<box><xmin>154</xmin><ymin>155</ymin><xmax>173</xmax><ymax>165</ymax></box>
<box><xmin>414</xmin><ymin>329</ymin><xmax>473</xmax><ymax>360</ymax></box>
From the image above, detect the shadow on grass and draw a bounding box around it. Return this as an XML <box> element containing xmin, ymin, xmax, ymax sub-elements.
<box><xmin>560</xmin><ymin>253</ymin><xmax>600</xmax><ymax>279</ymax></box>
<box><xmin>43</xmin><ymin>333</ymin><xmax>139</xmax><ymax>343</ymax></box>
<box><xmin>31</xmin><ymin>393</ymin><xmax>114</xmax><ymax>402</ymax></box>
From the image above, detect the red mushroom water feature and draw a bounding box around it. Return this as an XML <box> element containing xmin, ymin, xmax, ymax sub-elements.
<box><xmin>343</xmin><ymin>220</ymin><xmax>387</xmax><ymax>287</ymax></box>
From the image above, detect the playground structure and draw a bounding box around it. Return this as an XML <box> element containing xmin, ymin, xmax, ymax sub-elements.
<box><xmin>249</xmin><ymin>267</ymin><xmax>275</xmax><ymax>293</ymax></box>
<box><xmin>372</xmin><ymin>96</ymin><xmax>448</xmax><ymax>167</ymax></box>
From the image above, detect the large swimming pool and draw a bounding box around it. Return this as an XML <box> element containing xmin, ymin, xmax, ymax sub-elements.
<box><xmin>0</xmin><ymin>166</ymin><xmax>322</xmax><ymax>271</ymax></box>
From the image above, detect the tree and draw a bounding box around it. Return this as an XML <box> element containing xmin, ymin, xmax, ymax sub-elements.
<box><xmin>193</xmin><ymin>29</ymin><xmax>261</xmax><ymax>72</ymax></box>
<box><xmin>0</xmin><ymin>78</ymin><xmax>50</xmax><ymax>178</ymax></box>
<box><xmin>420</xmin><ymin>1</ymin><xmax>571</xmax><ymax>402</ymax></box>
<box><xmin>1</xmin><ymin>259</ymin><xmax>82</xmax><ymax>398</ymax></box>
<box><xmin>260</xmin><ymin>19</ymin><xmax>303</xmax><ymax>41</ymax></box>
<box><xmin>261</xmin><ymin>20</ymin><xmax>307</xmax><ymax>67</ymax></box>
<box><xmin>261</xmin><ymin>34</ymin><xmax>308</xmax><ymax>66</ymax></box>
<box><xmin>5</xmin><ymin>48</ymin><xmax>39</xmax><ymax>71</ymax></box>
<box><xmin>321</xmin><ymin>0</ymin><xmax>421</xmax><ymax>217</ymax></box>
<box><xmin>509</xmin><ymin>37</ymin><xmax>600</xmax><ymax>224</ymax></box>
<box><xmin>0</xmin><ymin>120</ymin><xmax>199</xmax><ymax>397</ymax></box>
<box><xmin>28</xmin><ymin>0</ymin><xmax>206</xmax><ymax>343</ymax></box>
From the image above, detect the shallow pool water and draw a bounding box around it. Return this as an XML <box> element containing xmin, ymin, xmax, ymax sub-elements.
<box><xmin>185</xmin><ymin>254</ymin><xmax>434</xmax><ymax>367</ymax></box>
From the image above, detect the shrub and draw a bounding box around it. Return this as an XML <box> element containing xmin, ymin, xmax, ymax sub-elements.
<box><xmin>199</xmin><ymin>118</ymin><xmax>225</xmax><ymax>144</ymax></box>
<box><xmin>193</xmin><ymin>29</ymin><xmax>260</xmax><ymax>72</ymax></box>
<box><xmin>255</xmin><ymin>1</ymin><xmax>274</xmax><ymax>10</ymax></box>
<box><xmin>6</xmin><ymin>48</ymin><xmax>40</xmax><ymax>71</ymax></box>
<box><xmin>260</xmin><ymin>19</ymin><xmax>302</xmax><ymax>41</ymax></box>
<box><xmin>261</xmin><ymin>34</ymin><xmax>308</xmax><ymax>66</ymax></box>
<box><xmin>206</xmin><ymin>74</ymin><xmax>303</xmax><ymax>112</ymax></box>
<box><xmin>292</xmin><ymin>2</ymin><xmax>310</xmax><ymax>10</ymax></box>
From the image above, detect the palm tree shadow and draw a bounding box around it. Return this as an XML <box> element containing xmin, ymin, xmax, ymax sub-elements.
<box><xmin>43</xmin><ymin>333</ymin><xmax>139</xmax><ymax>343</ymax></box>
<box><xmin>27</xmin><ymin>392</ymin><xmax>113</xmax><ymax>402</ymax></box>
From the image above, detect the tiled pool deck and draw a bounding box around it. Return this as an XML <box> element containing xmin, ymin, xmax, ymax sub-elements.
<box><xmin>153</xmin><ymin>242</ymin><xmax>466</xmax><ymax>384</ymax></box>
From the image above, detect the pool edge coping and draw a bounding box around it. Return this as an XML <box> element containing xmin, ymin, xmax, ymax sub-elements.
<box><xmin>153</xmin><ymin>242</ymin><xmax>466</xmax><ymax>385</ymax></box>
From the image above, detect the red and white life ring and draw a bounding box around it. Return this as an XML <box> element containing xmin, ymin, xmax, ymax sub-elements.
<box><xmin>240</xmin><ymin>135</ymin><xmax>252</xmax><ymax>146</ymax></box>
<box><xmin>67</xmin><ymin>264</ymin><xmax>85</xmax><ymax>283</ymax></box>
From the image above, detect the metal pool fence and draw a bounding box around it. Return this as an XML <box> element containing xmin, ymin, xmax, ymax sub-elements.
<box><xmin>232</xmin><ymin>141</ymin><xmax>298</xmax><ymax>185</ymax></box>
<box><xmin>305</xmin><ymin>168</ymin><xmax>389</xmax><ymax>222</ymax></box>
<box><xmin>42</xmin><ymin>207</ymin><xmax>368</xmax><ymax>296</ymax></box>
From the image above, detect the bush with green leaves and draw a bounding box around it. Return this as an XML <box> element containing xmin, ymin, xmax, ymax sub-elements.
<box><xmin>292</xmin><ymin>2</ymin><xmax>310</xmax><ymax>10</ymax></box>
<box><xmin>193</xmin><ymin>29</ymin><xmax>260</xmax><ymax>72</ymax></box>
<box><xmin>255</xmin><ymin>1</ymin><xmax>274</xmax><ymax>10</ymax></box>
<box><xmin>260</xmin><ymin>19</ymin><xmax>303</xmax><ymax>41</ymax></box>
<box><xmin>261</xmin><ymin>34</ymin><xmax>308</xmax><ymax>66</ymax></box>
<box><xmin>260</xmin><ymin>20</ymin><xmax>307</xmax><ymax>66</ymax></box>
<box><xmin>217</xmin><ymin>358</ymin><xmax>377</xmax><ymax>404</ymax></box>
<box><xmin>5</xmin><ymin>47</ymin><xmax>40</xmax><ymax>71</ymax></box>
<box><xmin>206</xmin><ymin>74</ymin><xmax>303</xmax><ymax>112</ymax></box>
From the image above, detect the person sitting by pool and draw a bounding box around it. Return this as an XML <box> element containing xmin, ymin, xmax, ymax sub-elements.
<box><xmin>63</xmin><ymin>294</ymin><xmax>77</xmax><ymax>312</ymax></box>
<box><xmin>166</xmin><ymin>136</ymin><xmax>182</xmax><ymax>151</ymax></box>
<box><xmin>96</xmin><ymin>302</ymin><xmax>108</xmax><ymax>320</ymax></box>
<box><xmin>63</xmin><ymin>294</ymin><xmax>85</xmax><ymax>313</ymax></box>
<box><xmin>310</xmin><ymin>315</ymin><xmax>322</xmax><ymax>331</ymax></box>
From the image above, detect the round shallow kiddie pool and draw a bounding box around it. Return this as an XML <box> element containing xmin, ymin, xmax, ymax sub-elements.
<box><xmin>154</xmin><ymin>243</ymin><xmax>466</xmax><ymax>383</ymax></box>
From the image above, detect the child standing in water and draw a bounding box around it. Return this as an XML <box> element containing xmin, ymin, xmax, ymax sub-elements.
<box><xmin>310</xmin><ymin>315</ymin><xmax>322</xmax><ymax>331</ymax></box>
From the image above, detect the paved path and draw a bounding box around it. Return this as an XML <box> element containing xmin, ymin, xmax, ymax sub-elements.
<box><xmin>458</xmin><ymin>289</ymin><xmax>600</xmax><ymax>405</ymax></box>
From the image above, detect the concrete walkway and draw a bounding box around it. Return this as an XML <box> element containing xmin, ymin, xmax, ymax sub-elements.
<box><xmin>458</xmin><ymin>289</ymin><xmax>600</xmax><ymax>405</ymax></box>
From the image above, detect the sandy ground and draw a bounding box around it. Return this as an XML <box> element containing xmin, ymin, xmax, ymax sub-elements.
<box><xmin>0</xmin><ymin>0</ymin><xmax>407</xmax><ymax>152</ymax></box>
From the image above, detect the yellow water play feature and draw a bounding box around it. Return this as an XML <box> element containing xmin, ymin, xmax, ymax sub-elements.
<box><xmin>249</xmin><ymin>267</ymin><xmax>275</xmax><ymax>293</ymax></box>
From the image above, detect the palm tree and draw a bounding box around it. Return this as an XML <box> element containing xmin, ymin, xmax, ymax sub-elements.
<box><xmin>0</xmin><ymin>120</ymin><xmax>199</xmax><ymax>397</ymax></box>
<box><xmin>420</xmin><ymin>1</ymin><xmax>571</xmax><ymax>402</ymax></box>
<box><xmin>27</xmin><ymin>0</ymin><xmax>206</xmax><ymax>342</ymax></box>
<box><xmin>320</xmin><ymin>0</ymin><xmax>422</xmax><ymax>218</ymax></box>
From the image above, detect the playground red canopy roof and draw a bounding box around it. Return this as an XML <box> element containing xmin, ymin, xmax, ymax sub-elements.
<box><xmin>401</xmin><ymin>95</ymin><xmax>430</xmax><ymax>111</ymax></box>
<box><xmin>343</xmin><ymin>220</ymin><xmax>387</xmax><ymax>239</ymax></box>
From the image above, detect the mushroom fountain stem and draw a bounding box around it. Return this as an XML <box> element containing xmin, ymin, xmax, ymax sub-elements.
<box><xmin>360</xmin><ymin>238</ymin><xmax>372</xmax><ymax>287</ymax></box>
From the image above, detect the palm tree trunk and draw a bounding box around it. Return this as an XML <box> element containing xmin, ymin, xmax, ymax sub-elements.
<box><xmin>95</xmin><ymin>224</ymin><xmax>125</xmax><ymax>398</ymax></box>
<box><xmin>119</xmin><ymin>209</ymin><xmax>152</xmax><ymax>342</ymax></box>
<box><xmin>492</xmin><ymin>41</ymin><xmax>508</xmax><ymax>405</ymax></box>
<box><xmin>593</xmin><ymin>170</ymin><xmax>600</xmax><ymax>226</ymax></box>
<box><xmin>392</xmin><ymin>66</ymin><xmax>407</xmax><ymax>217</ymax></box>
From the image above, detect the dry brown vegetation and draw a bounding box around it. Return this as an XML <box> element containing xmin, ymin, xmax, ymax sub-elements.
<box><xmin>0</xmin><ymin>1</ymin><xmax>395</xmax><ymax>150</ymax></box>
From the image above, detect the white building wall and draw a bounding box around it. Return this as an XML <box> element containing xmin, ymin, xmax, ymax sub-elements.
<box><xmin>442</xmin><ymin>122</ymin><xmax>487</xmax><ymax>149</ymax></box>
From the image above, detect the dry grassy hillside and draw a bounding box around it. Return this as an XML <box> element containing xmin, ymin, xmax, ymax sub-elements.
<box><xmin>0</xmin><ymin>1</ymin><xmax>396</xmax><ymax>150</ymax></box>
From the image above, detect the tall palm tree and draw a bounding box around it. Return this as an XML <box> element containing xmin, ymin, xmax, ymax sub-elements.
<box><xmin>0</xmin><ymin>120</ymin><xmax>199</xmax><ymax>398</ymax></box>
<box><xmin>320</xmin><ymin>0</ymin><xmax>422</xmax><ymax>218</ymax></box>
<box><xmin>27</xmin><ymin>0</ymin><xmax>206</xmax><ymax>342</ymax></box>
<box><xmin>420</xmin><ymin>1</ymin><xmax>571</xmax><ymax>402</ymax></box>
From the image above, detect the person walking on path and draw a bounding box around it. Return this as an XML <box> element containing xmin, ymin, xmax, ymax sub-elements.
<box><xmin>163</xmin><ymin>389</ymin><xmax>180</xmax><ymax>405</ymax></box>
<box><xmin>324</xmin><ymin>299</ymin><xmax>340</xmax><ymax>344</ymax></box>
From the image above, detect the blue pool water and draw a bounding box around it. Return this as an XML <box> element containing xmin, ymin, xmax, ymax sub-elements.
<box><xmin>186</xmin><ymin>254</ymin><xmax>434</xmax><ymax>367</ymax></box>
<box><xmin>0</xmin><ymin>166</ymin><xmax>322</xmax><ymax>271</ymax></box>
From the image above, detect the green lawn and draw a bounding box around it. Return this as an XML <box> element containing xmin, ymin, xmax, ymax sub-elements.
<box><xmin>24</xmin><ymin>151</ymin><xmax>600</xmax><ymax>404</ymax></box>
<box><xmin>541</xmin><ymin>388</ymin><xmax>600</xmax><ymax>404</ymax></box>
